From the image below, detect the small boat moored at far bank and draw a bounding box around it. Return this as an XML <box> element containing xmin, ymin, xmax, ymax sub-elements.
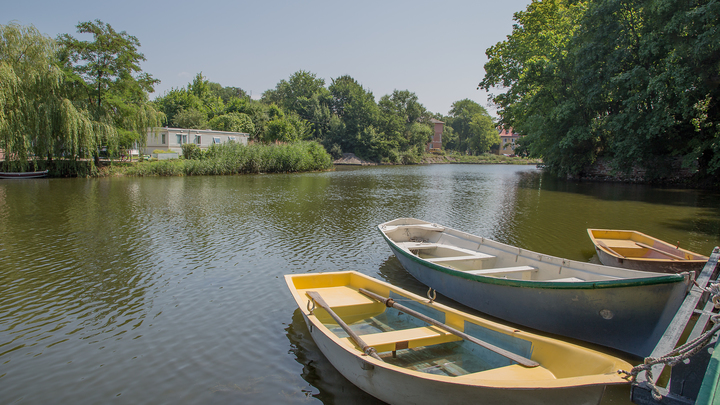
<box><xmin>587</xmin><ymin>228</ymin><xmax>708</xmax><ymax>274</ymax></box>
<box><xmin>285</xmin><ymin>271</ymin><xmax>632</xmax><ymax>405</ymax></box>
<box><xmin>0</xmin><ymin>170</ymin><xmax>48</xmax><ymax>179</ymax></box>
<box><xmin>378</xmin><ymin>218</ymin><xmax>694</xmax><ymax>358</ymax></box>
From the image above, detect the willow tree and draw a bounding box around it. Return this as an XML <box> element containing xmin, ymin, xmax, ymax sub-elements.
<box><xmin>0</xmin><ymin>22</ymin><xmax>110</xmax><ymax>172</ymax></box>
<box><xmin>57</xmin><ymin>20</ymin><xmax>164</xmax><ymax>161</ymax></box>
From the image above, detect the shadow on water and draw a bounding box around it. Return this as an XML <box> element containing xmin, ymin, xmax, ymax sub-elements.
<box><xmin>509</xmin><ymin>171</ymin><xmax>720</xmax><ymax>257</ymax></box>
<box><xmin>517</xmin><ymin>170</ymin><xmax>720</xmax><ymax>209</ymax></box>
<box><xmin>285</xmin><ymin>309</ymin><xmax>386</xmax><ymax>405</ymax></box>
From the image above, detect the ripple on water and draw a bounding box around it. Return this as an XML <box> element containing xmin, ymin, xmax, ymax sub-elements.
<box><xmin>0</xmin><ymin>168</ymin><xmax>716</xmax><ymax>404</ymax></box>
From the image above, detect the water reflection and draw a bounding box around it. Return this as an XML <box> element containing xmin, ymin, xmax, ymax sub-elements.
<box><xmin>286</xmin><ymin>309</ymin><xmax>385</xmax><ymax>405</ymax></box>
<box><xmin>0</xmin><ymin>165</ymin><xmax>717</xmax><ymax>404</ymax></box>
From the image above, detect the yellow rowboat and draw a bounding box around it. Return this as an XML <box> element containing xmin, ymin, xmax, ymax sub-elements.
<box><xmin>588</xmin><ymin>229</ymin><xmax>708</xmax><ymax>273</ymax></box>
<box><xmin>285</xmin><ymin>271</ymin><xmax>632</xmax><ymax>405</ymax></box>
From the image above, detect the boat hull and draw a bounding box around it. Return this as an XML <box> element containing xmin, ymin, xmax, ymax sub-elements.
<box><xmin>378</xmin><ymin>219</ymin><xmax>692</xmax><ymax>358</ymax></box>
<box><xmin>286</xmin><ymin>271</ymin><xmax>629</xmax><ymax>405</ymax></box>
<box><xmin>300</xmin><ymin>311</ymin><xmax>606</xmax><ymax>405</ymax></box>
<box><xmin>390</xmin><ymin>244</ymin><xmax>686</xmax><ymax>357</ymax></box>
<box><xmin>0</xmin><ymin>170</ymin><xmax>48</xmax><ymax>179</ymax></box>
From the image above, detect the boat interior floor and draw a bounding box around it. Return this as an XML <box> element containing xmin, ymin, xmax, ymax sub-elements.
<box><xmin>307</xmin><ymin>286</ymin><xmax>552</xmax><ymax>379</ymax></box>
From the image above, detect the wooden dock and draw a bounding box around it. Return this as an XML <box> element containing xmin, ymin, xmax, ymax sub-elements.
<box><xmin>631</xmin><ymin>247</ymin><xmax>720</xmax><ymax>404</ymax></box>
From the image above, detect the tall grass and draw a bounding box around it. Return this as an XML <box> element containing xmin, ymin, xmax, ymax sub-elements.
<box><xmin>116</xmin><ymin>141</ymin><xmax>333</xmax><ymax>177</ymax></box>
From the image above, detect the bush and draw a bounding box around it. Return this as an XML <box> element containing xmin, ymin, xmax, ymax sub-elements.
<box><xmin>109</xmin><ymin>141</ymin><xmax>333</xmax><ymax>176</ymax></box>
<box><xmin>182</xmin><ymin>143</ymin><xmax>203</xmax><ymax>160</ymax></box>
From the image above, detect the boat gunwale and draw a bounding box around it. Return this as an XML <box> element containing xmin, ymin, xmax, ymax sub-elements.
<box><xmin>378</xmin><ymin>223</ymin><xmax>688</xmax><ymax>290</ymax></box>
<box><xmin>284</xmin><ymin>271</ymin><xmax>632</xmax><ymax>389</ymax></box>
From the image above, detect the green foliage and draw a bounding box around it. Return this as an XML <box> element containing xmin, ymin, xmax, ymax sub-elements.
<box><xmin>445</xmin><ymin>99</ymin><xmax>491</xmax><ymax>152</ymax></box>
<box><xmin>0</xmin><ymin>22</ymin><xmax>112</xmax><ymax>172</ymax></box>
<box><xmin>173</xmin><ymin>108</ymin><xmax>208</xmax><ymax>129</ymax></box>
<box><xmin>265</xmin><ymin>117</ymin><xmax>298</xmax><ymax>143</ymax></box>
<box><xmin>467</xmin><ymin>114</ymin><xmax>500</xmax><ymax>155</ymax></box>
<box><xmin>441</xmin><ymin>125</ymin><xmax>458</xmax><ymax>150</ymax></box>
<box><xmin>328</xmin><ymin>143</ymin><xmax>343</xmax><ymax>159</ymax></box>
<box><xmin>328</xmin><ymin>75</ymin><xmax>379</xmax><ymax>152</ymax></box>
<box><xmin>120</xmin><ymin>141</ymin><xmax>332</xmax><ymax>176</ymax></box>
<box><xmin>208</xmin><ymin>112</ymin><xmax>255</xmax><ymax>133</ymax></box>
<box><xmin>377</xmin><ymin>90</ymin><xmax>432</xmax><ymax>154</ymax></box>
<box><xmin>181</xmin><ymin>143</ymin><xmax>202</xmax><ymax>160</ymax></box>
<box><xmin>57</xmin><ymin>20</ymin><xmax>163</xmax><ymax>156</ymax></box>
<box><xmin>481</xmin><ymin>0</ymin><xmax>720</xmax><ymax>182</ymax></box>
<box><xmin>153</xmin><ymin>87</ymin><xmax>204</xmax><ymax>126</ymax></box>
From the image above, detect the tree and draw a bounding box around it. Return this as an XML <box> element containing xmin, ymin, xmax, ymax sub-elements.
<box><xmin>262</xmin><ymin>70</ymin><xmax>332</xmax><ymax>139</ymax></box>
<box><xmin>0</xmin><ymin>22</ymin><xmax>111</xmax><ymax>172</ymax></box>
<box><xmin>57</xmin><ymin>20</ymin><xmax>163</xmax><ymax>161</ymax></box>
<box><xmin>208</xmin><ymin>112</ymin><xmax>255</xmax><ymax>134</ymax></box>
<box><xmin>480</xmin><ymin>0</ymin><xmax>720</xmax><ymax>181</ymax></box>
<box><xmin>378</xmin><ymin>90</ymin><xmax>431</xmax><ymax>153</ymax></box>
<box><xmin>447</xmin><ymin>99</ymin><xmax>491</xmax><ymax>152</ymax></box>
<box><xmin>187</xmin><ymin>72</ymin><xmax>224</xmax><ymax>118</ymax></box>
<box><xmin>153</xmin><ymin>87</ymin><xmax>204</xmax><ymax>126</ymax></box>
<box><xmin>173</xmin><ymin>108</ymin><xmax>207</xmax><ymax>129</ymax></box>
<box><xmin>262</xmin><ymin>70</ymin><xmax>327</xmax><ymax>114</ymax></box>
<box><xmin>467</xmin><ymin>114</ymin><xmax>500</xmax><ymax>154</ymax></box>
<box><xmin>207</xmin><ymin>82</ymin><xmax>247</xmax><ymax>104</ymax></box>
<box><xmin>328</xmin><ymin>75</ymin><xmax>379</xmax><ymax>152</ymax></box>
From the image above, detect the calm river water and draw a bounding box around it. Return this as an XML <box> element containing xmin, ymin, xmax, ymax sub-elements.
<box><xmin>1</xmin><ymin>164</ymin><xmax>719</xmax><ymax>404</ymax></box>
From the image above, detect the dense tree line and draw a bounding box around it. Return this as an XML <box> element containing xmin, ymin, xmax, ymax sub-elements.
<box><xmin>1</xmin><ymin>20</ymin><xmax>501</xmax><ymax>173</ymax></box>
<box><xmin>480</xmin><ymin>0</ymin><xmax>720</xmax><ymax>183</ymax></box>
<box><xmin>154</xmin><ymin>70</ymin><xmax>501</xmax><ymax>163</ymax></box>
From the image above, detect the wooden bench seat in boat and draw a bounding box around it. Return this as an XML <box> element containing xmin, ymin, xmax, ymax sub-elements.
<box><xmin>396</xmin><ymin>242</ymin><xmax>442</xmax><ymax>250</ymax></box>
<box><xmin>343</xmin><ymin>326</ymin><xmax>462</xmax><ymax>353</ymax></box>
<box><xmin>382</xmin><ymin>224</ymin><xmax>445</xmax><ymax>232</ymax></box>
<box><xmin>299</xmin><ymin>286</ymin><xmax>376</xmax><ymax>309</ymax></box>
<box><xmin>547</xmin><ymin>277</ymin><xmax>585</xmax><ymax>282</ymax></box>
<box><xmin>396</xmin><ymin>242</ymin><xmax>496</xmax><ymax>261</ymax></box>
<box><xmin>427</xmin><ymin>254</ymin><xmax>496</xmax><ymax>262</ymax></box>
<box><xmin>464</xmin><ymin>266</ymin><xmax>538</xmax><ymax>278</ymax></box>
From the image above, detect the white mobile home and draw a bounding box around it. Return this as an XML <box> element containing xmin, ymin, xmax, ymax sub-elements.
<box><xmin>145</xmin><ymin>127</ymin><xmax>249</xmax><ymax>155</ymax></box>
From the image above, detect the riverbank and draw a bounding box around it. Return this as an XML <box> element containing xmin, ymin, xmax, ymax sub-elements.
<box><xmin>11</xmin><ymin>141</ymin><xmax>334</xmax><ymax>177</ymax></box>
<box><xmin>420</xmin><ymin>152</ymin><xmax>540</xmax><ymax>165</ymax></box>
<box><xmin>332</xmin><ymin>152</ymin><xmax>540</xmax><ymax>166</ymax></box>
<box><xmin>104</xmin><ymin>141</ymin><xmax>333</xmax><ymax>176</ymax></box>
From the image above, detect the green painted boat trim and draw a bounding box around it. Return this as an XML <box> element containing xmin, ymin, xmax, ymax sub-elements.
<box><xmin>696</xmin><ymin>338</ymin><xmax>720</xmax><ymax>404</ymax></box>
<box><xmin>379</xmin><ymin>231</ymin><xmax>688</xmax><ymax>290</ymax></box>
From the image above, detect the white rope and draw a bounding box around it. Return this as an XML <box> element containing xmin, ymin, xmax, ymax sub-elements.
<box><xmin>619</xmin><ymin>284</ymin><xmax>720</xmax><ymax>401</ymax></box>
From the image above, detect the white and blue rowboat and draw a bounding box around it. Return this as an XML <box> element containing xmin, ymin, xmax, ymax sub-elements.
<box><xmin>378</xmin><ymin>218</ymin><xmax>694</xmax><ymax>358</ymax></box>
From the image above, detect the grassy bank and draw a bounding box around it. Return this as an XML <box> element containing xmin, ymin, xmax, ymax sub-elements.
<box><xmin>102</xmin><ymin>141</ymin><xmax>333</xmax><ymax>177</ymax></box>
<box><xmin>421</xmin><ymin>151</ymin><xmax>541</xmax><ymax>165</ymax></box>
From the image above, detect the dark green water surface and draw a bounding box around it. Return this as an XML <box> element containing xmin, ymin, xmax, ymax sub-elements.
<box><xmin>1</xmin><ymin>164</ymin><xmax>718</xmax><ymax>404</ymax></box>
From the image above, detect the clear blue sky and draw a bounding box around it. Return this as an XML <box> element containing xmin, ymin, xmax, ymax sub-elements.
<box><xmin>6</xmin><ymin>0</ymin><xmax>531</xmax><ymax>116</ymax></box>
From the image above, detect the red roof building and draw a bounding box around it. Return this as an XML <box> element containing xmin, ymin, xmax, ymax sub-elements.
<box><xmin>496</xmin><ymin>127</ymin><xmax>522</xmax><ymax>156</ymax></box>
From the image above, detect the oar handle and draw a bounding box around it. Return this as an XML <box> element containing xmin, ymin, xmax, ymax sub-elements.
<box><xmin>635</xmin><ymin>242</ymin><xmax>685</xmax><ymax>260</ymax></box>
<box><xmin>306</xmin><ymin>291</ymin><xmax>383</xmax><ymax>362</ymax></box>
<box><xmin>358</xmin><ymin>289</ymin><xmax>539</xmax><ymax>368</ymax></box>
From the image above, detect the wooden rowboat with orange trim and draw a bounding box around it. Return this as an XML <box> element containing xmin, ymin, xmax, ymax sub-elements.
<box><xmin>588</xmin><ymin>229</ymin><xmax>708</xmax><ymax>274</ymax></box>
